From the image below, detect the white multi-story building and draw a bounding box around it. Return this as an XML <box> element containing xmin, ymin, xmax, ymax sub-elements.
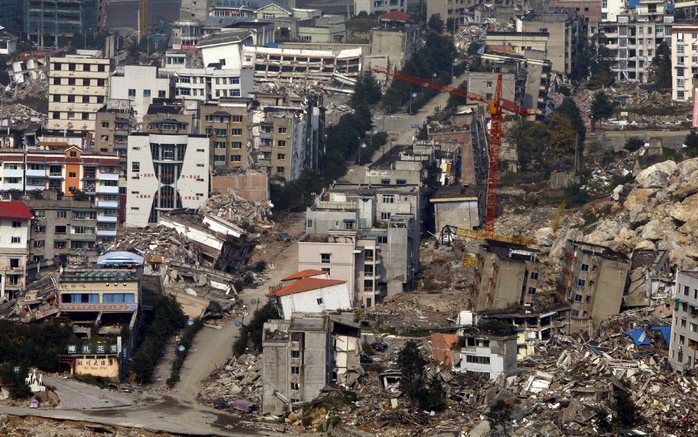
<box><xmin>0</xmin><ymin>201</ymin><xmax>32</xmax><ymax>300</ymax></box>
<box><xmin>174</xmin><ymin>68</ymin><xmax>253</xmax><ymax>102</ymax></box>
<box><xmin>671</xmin><ymin>22</ymin><xmax>698</xmax><ymax>102</ymax></box>
<box><xmin>600</xmin><ymin>1</ymin><xmax>673</xmax><ymax>83</ymax></box>
<box><xmin>126</xmin><ymin>134</ymin><xmax>211</xmax><ymax>227</ymax></box>
<box><xmin>47</xmin><ymin>50</ymin><xmax>111</xmax><ymax>133</ymax></box>
<box><xmin>601</xmin><ymin>0</ymin><xmax>625</xmax><ymax>22</ymax></box>
<box><xmin>669</xmin><ymin>271</ymin><xmax>698</xmax><ymax>372</ymax></box>
<box><xmin>457</xmin><ymin>330</ymin><xmax>518</xmax><ymax>380</ymax></box>
<box><xmin>109</xmin><ymin>65</ymin><xmax>171</xmax><ymax>122</ymax></box>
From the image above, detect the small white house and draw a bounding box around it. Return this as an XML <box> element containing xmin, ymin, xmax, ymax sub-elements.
<box><xmin>457</xmin><ymin>331</ymin><xmax>517</xmax><ymax>380</ymax></box>
<box><xmin>266</xmin><ymin>273</ymin><xmax>352</xmax><ymax>319</ymax></box>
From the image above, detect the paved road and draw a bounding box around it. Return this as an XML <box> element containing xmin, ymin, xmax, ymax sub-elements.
<box><xmin>344</xmin><ymin>70</ymin><xmax>471</xmax><ymax>184</ymax></box>
<box><xmin>45</xmin><ymin>376</ymin><xmax>138</xmax><ymax>410</ymax></box>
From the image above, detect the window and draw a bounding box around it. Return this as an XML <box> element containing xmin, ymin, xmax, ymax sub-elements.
<box><xmin>231</xmin><ymin>129</ymin><xmax>242</xmax><ymax>136</ymax></box>
<box><xmin>321</xmin><ymin>253</ymin><xmax>331</xmax><ymax>263</ymax></box>
<box><xmin>12</xmin><ymin>221</ymin><xmax>21</xmax><ymax>228</ymax></box>
<box><xmin>396</xmin><ymin>179</ymin><xmax>407</xmax><ymax>185</ymax></box>
<box><xmin>291</xmin><ymin>350</ymin><xmax>300</xmax><ymax>358</ymax></box>
<box><xmin>277</xmin><ymin>140</ymin><xmax>286</xmax><ymax>147</ymax></box>
<box><xmin>377</xmin><ymin>235</ymin><xmax>388</xmax><ymax>244</ymax></box>
<box><xmin>276</xmin><ymin>166</ymin><xmax>285</xmax><ymax>173</ymax></box>
<box><xmin>35</xmin><ymin>210</ymin><xmax>45</xmax><ymax>218</ymax></box>
<box><xmin>128</xmin><ymin>89</ymin><xmax>136</xmax><ymax>97</ymax></box>
<box><xmin>56</xmin><ymin>210</ymin><xmax>67</xmax><ymax>219</ymax></box>
<box><xmin>158</xmin><ymin>90</ymin><xmax>166</xmax><ymax>98</ymax></box>
<box><xmin>132</xmin><ymin>162</ymin><xmax>140</xmax><ymax>172</ymax></box>
<box><xmin>322</xmin><ymin>267</ymin><xmax>330</xmax><ymax>275</ymax></box>
<box><xmin>290</xmin><ymin>382</ymin><xmax>300</xmax><ymax>390</ymax></box>
<box><xmin>277</xmin><ymin>154</ymin><xmax>285</xmax><ymax>160</ymax></box>
<box><xmin>11</xmin><ymin>236</ymin><xmax>21</xmax><ymax>244</ymax></box>
<box><xmin>574</xmin><ymin>294</ymin><xmax>583</xmax><ymax>302</ymax></box>
<box><xmin>465</xmin><ymin>355</ymin><xmax>490</xmax><ymax>364</ymax></box>
<box><xmin>344</xmin><ymin>220</ymin><xmax>355</xmax><ymax>230</ymax></box>
<box><xmin>528</xmin><ymin>287</ymin><xmax>536</xmax><ymax>295</ymax></box>
<box><xmin>684</xmin><ymin>285</ymin><xmax>690</xmax><ymax>296</ymax></box>
<box><xmin>291</xmin><ymin>367</ymin><xmax>300</xmax><ymax>375</ymax></box>
<box><xmin>577</xmin><ymin>279</ymin><xmax>586</xmax><ymax>287</ymax></box>
<box><xmin>34</xmin><ymin>240</ymin><xmax>45</xmax><ymax>248</ymax></box>
<box><xmin>231</xmin><ymin>155</ymin><xmax>242</xmax><ymax>162</ymax></box>
<box><xmin>382</xmin><ymin>195</ymin><xmax>395</xmax><ymax>204</ymax></box>
<box><xmin>278</xmin><ymin>127</ymin><xmax>287</xmax><ymax>134</ymax></box>
<box><xmin>530</xmin><ymin>272</ymin><xmax>539</xmax><ymax>280</ymax></box>
<box><xmin>580</xmin><ymin>264</ymin><xmax>589</xmax><ymax>271</ymax></box>
<box><xmin>316</xmin><ymin>298</ymin><xmax>324</xmax><ymax>305</ymax></box>
<box><xmin>61</xmin><ymin>293</ymin><xmax>99</xmax><ymax>304</ymax></box>
<box><xmin>381</xmin><ymin>212</ymin><xmax>391</xmax><ymax>220</ymax></box>
<box><xmin>143</xmin><ymin>89</ymin><xmax>151</xmax><ymax>97</ymax></box>
<box><xmin>82</xmin><ymin>112</ymin><xmax>90</xmax><ymax>120</ymax></box>
<box><xmin>69</xmin><ymin>151</ymin><xmax>77</xmax><ymax>157</ymax></box>
<box><xmin>102</xmin><ymin>293</ymin><xmax>135</xmax><ymax>303</ymax></box>
<box><xmin>231</xmin><ymin>141</ymin><xmax>242</xmax><ymax>149</ymax></box>
<box><xmin>55</xmin><ymin>226</ymin><xmax>67</xmax><ymax>234</ymax></box>
<box><xmin>68</xmin><ymin>172</ymin><xmax>77</xmax><ymax>178</ymax></box>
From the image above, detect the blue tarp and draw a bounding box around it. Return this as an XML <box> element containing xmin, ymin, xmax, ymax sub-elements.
<box><xmin>651</xmin><ymin>325</ymin><xmax>671</xmax><ymax>346</ymax></box>
<box><xmin>624</xmin><ymin>328</ymin><xmax>651</xmax><ymax>346</ymax></box>
<box><xmin>628</xmin><ymin>0</ymin><xmax>640</xmax><ymax>8</ymax></box>
<box><xmin>97</xmin><ymin>251</ymin><xmax>144</xmax><ymax>266</ymax></box>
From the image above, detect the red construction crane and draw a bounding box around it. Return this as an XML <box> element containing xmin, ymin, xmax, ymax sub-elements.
<box><xmin>373</xmin><ymin>65</ymin><xmax>535</xmax><ymax>238</ymax></box>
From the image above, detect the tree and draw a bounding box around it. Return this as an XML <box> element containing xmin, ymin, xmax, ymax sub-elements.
<box><xmin>397</xmin><ymin>341</ymin><xmax>427</xmax><ymax>401</ymax></box>
<box><xmin>350</xmin><ymin>71</ymin><xmax>382</xmax><ymax>109</ymax></box>
<box><xmin>591</xmin><ymin>91</ymin><xmax>614</xmax><ymax>120</ymax></box>
<box><xmin>232</xmin><ymin>304</ymin><xmax>279</xmax><ymax>356</ymax></box>
<box><xmin>548</xmin><ymin>113</ymin><xmax>578</xmax><ymax>164</ymax></box>
<box><xmin>419</xmin><ymin>377</ymin><xmax>447</xmax><ymax>411</ymax></box>
<box><xmin>554</xmin><ymin>97</ymin><xmax>586</xmax><ymax>143</ymax></box>
<box><xmin>685</xmin><ymin>130</ymin><xmax>698</xmax><ymax>157</ymax></box>
<box><xmin>506</xmin><ymin>120</ymin><xmax>550</xmax><ymax>171</ymax></box>
<box><xmin>446</xmin><ymin>81</ymin><xmax>468</xmax><ymax>109</ymax></box>
<box><xmin>588</xmin><ymin>35</ymin><xmax>615</xmax><ymax>89</ymax></box>
<box><xmin>467</xmin><ymin>41</ymin><xmax>482</xmax><ymax>56</ymax></box>
<box><xmin>427</xmin><ymin>14</ymin><xmax>444</xmax><ymax>33</ymax></box>
<box><xmin>649</xmin><ymin>41</ymin><xmax>671</xmax><ymax>90</ymax></box>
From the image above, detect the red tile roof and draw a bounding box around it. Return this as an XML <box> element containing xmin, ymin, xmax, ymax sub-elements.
<box><xmin>266</xmin><ymin>277</ymin><xmax>346</xmax><ymax>297</ymax></box>
<box><xmin>282</xmin><ymin>269</ymin><xmax>326</xmax><ymax>281</ymax></box>
<box><xmin>379</xmin><ymin>11</ymin><xmax>413</xmax><ymax>23</ymax></box>
<box><xmin>0</xmin><ymin>202</ymin><xmax>33</xmax><ymax>220</ymax></box>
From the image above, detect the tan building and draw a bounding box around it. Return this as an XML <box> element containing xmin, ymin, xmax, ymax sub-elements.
<box><xmin>48</xmin><ymin>50</ymin><xmax>111</xmax><ymax>134</ymax></box>
<box><xmin>485</xmin><ymin>31</ymin><xmax>549</xmax><ymax>58</ymax></box>
<box><xmin>475</xmin><ymin>240</ymin><xmax>541</xmax><ymax>312</ymax></box>
<box><xmin>94</xmin><ymin>100</ymin><xmax>134</xmax><ymax>162</ymax></box>
<box><xmin>561</xmin><ymin>240</ymin><xmax>631</xmax><ymax>333</ymax></box>
<box><xmin>519</xmin><ymin>10</ymin><xmax>583</xmax><ymax>75</ymax></box>
<box><xmin>201</xmin><ymin>98</ymin><xmax>254</xmax><ymax>169</ymax></box>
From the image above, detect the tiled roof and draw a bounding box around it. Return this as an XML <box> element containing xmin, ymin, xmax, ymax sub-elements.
<box><xmin>379</xmin><ymin>11</ymin><xmax>413</xmax><ymax>22</ymax></box>
<box><xmin>282</xmin><ymin>269</ymin><xmax>325</xmax><ymax>281</ymax></box>
<box><xmin>266</xmin><ymin>277</ymin><xmax>345</xmax><ymax>297</ymax></box>
<box><xmin>0</xmin><ymin>202</ymin><xmax>33</xmax><ymax>220</ymax></box>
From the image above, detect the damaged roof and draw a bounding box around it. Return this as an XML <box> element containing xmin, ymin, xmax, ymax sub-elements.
<box><xmin>266</xmin><ymin>277</ymin><xmax>346</xmax><ymax>297</ymax></box>
<box><xmin>282</xmin><ymin>269</ymin><xmax>326</xmax><ymax>281</ymax></box>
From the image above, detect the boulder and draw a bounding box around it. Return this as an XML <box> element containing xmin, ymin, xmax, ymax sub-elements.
<box><xmin>640</xmin><ymin>220</ymin><xmax>675</xmax><ymax>241</ymax></box>
<box><xmin>611</xmin><ymin>184</ymin><xmax>624</xmax><ymax>201</ymax></box>
<box><xmin>635</xmin><ymin>160</ymin><xmax>677</xmax><ymax>188</ymax></box>
<box><xmin>535</xmin><ymin>227</ymin><xmax>555</xmax><ymax>246</ymax></box>
<box><xmin>623</xmin><ymin>188</ymin><xmax>655</xmax><ymax>211</ymax></box>
<box><xmin>634</xmin><ymin>240</ymin><xmax>657</xmax><ymax>251</ymax></box>
<box><xmin>670</xmin><ymin>193</ymin><xmax>698</xmax><ymax>223</ymax></box>
<box><xmin>678</xmin><ymin>218</ymin><xmax>698</xmax><ymax>236</ymax></box>
<box><xmin>587</xmin><ymin>219</ymin><xmax>624</xmax><ymax>244</ymax></box>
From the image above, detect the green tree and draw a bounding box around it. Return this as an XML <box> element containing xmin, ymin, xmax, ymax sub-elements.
<box><xmin>232</xmin><ymin>304</ymin><xmax>279</xmax><ymax>356</ymax></box>
<box><xmin>548</xmin><ymin>113</ymin><xmax>578</xmax><ymax>164</ymax></box>
<box><xmin>427</xmin><ymin>14</ymin><xmax>444</xmax><ymax>33</ymax></box>
<box><xmin>397</xmin><ymin>341</ymin><xmax>427</xmax><ymax>401</ymax></box>
<box><xmin>685</xmin><ymin>130</ymin><xmax>698</xmax><ymax>157</ymax></box>
<box><xmin>591</xmin><ymin>91</ymin><xmax>614</xmax><ymax>120</ymax></box>
<box><xmin>446</xmin><ymin>81</ymin><xmax>468</xmax><ymax>109</ymax></box>
<box><xmin>419</xmin><ymin>377</ymin><xmax>447</xmax><ymax>411</ymax></box>
<box><xmin>649</xmin><ymin>41</ymin><xmax>671</xmax><ymax>90</ymax></box>
<box><xmin>588</xmin><ymin>35</ymin><xmax>615</xmax><ymax>89</ymax></box>
<box><xmin>350</xmin><ymin>71</ymin><xmax>382</xmax><ymax>109</ymax></box>
<box><xmin>506</xmin><ymin>120</ymin><xmax>550</xmax><ymax>171</ymax></box>
<box><xmin>554</xmin><ymin>97</ymin><xmax>586</xmax><ymax>143</ymax></box>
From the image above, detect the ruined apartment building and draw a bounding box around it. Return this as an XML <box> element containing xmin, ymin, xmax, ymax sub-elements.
<box><xmin>143</xmin><ymin>99</ymin><xmax>196</xmax><ymax>135</ymax></box>
<box><xmin>24</xmin><ymin>0</ymin><xmax>104</xmax><ymax>47</ymax></box>
<box><xmin>26</xmin><ymin>191</ymin><xmax>98</xmax><ymax>263</ymax></box>
<box><xmin>365</xmin><ymin>145</ymin><xmax>432</xmax><ymax>187</ymax></box>
<box><xmin>519</xmin><ymin>10</ymin><xmax>583</xmax><ymax>75</ymax></box>
<box><xmin>47</xmin><ymin>50</ymin><xmax>111</xmax><ymax>134</ymax></box>
<box><xmin>669</xmin><ymin>271</ymin><xmax>698</xmax><ymax>372</ymax></box>
<box><xmin>561</xmin><ymin>240</ymin><xmax>631</xmax><ymax>333</ymax></box>
<box><xmin>0</xmin><ymin>146</ymin><xmax>121</xmax><ymax>241</ymax></box>
<box><xmin>263</xmin><ymin>316</ymin><xmax>333</xmax><ymax>414</ymax></box>
<box><xmin>475</xmin><ymin>240</ymin><xmax>541</xmax><ymax>312</ymax></box>
<box><xmin>126</xmin><ymin>133</ymin><xmax>210</xmax><ymax>227</ymax></box>
<box><xmin>201</xmin><ymin>98</ymin><xmax>254</xmax><ymax>169</ymax></box>
<box><xmin>95</xmin><ymin>100</ymin><xmax>134</xmax><ymax>161</ymax></box>
<box><xmin>458</xmin><ymin>328</ymin><xmax>518</xmax><ymax>380</ymax></box>
<box><xmin>0</xmin><ymin>201</ymin><xmax>32</xmax><ymax>300</ymax></box>
<box><xmin>366</xmin><ymin>11</ymin><xmax>420</xmax><ymax>72</ymax></box>
<box><xmin>108</xmin><ymin>65</ymin><xmax>171</xmax><ymax>122</ymax></box>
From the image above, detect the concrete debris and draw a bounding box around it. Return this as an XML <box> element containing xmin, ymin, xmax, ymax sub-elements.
<box><xmin>200</xmin><ymin>192</ymin><xmax>273</xmax><ymax>227</ymax></box>
<box><xmin>198</xmin><ymin>354</ymin><xmax>262</xmax><ymax>410</ymax></box>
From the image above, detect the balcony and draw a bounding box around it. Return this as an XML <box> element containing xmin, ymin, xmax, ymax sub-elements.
<box><xmin>98</xmin><ymin>172</ymin><xmax>120</xmax><ymax>181</ymax></box>
<box><xmin>26</xmin><ymin>184</ymin><xmax>45</xmax><ymax>191</ymax></box>
<box><xmin>25</xmin><ymin>169</ymin><xmax>46</xmax><ymax>177</ymax></box>
<box><xmin>97</xmin><ymin>214</ymin><xmax>118</xmax><ymax>223</ymax></box>
<box><xmin>96</xmin><ymin>229</ymin><xmax>118</xmax><ymax>238</ymax></box>
<box><xmin>3</xmin><ymin>168</ymin><xmax>23</xmax><ymax>177</ymax></box>
<box><xmin>3</xmin><ymin>183</ymin><xmax>23</xmax><ymax>190</ymax></box>
<box><xmin>96</xmin><ymin>199</ymin><xmax>119</xmax><ymax>209</ymax></box>
<box><xmin>48</xmin><ymin>172</ymin><xmax>63</xmax><ymax>178</ymax></box>
<box><xmin>96</xmin><ymin>185</ymin><xmax>119</xmax><ymax>194</ymax></box>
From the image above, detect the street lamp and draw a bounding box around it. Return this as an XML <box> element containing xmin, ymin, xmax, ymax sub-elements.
<box><xmin>409</xmin><ymin>92</ymin><xmax>418</xmax><ymax>114</ymax></box>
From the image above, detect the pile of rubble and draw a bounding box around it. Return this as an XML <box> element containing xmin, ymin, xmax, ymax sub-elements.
<box><xmin>200</xmin><ymin>193</ymin><xmax>273</xmax><ymax>229</ymax></box>
<box><xmin>108</xmin><ymin>226</ymin><xmax>203</xmax><ymax>266</ymax></box>
<box><xmin>541</xmin><ymin>158</ymin><xmax>698</xmax><ymax>270</ymax></box>
<box><xmin>198</xmin><ymin>354</ymin><xmax>262</xmax><ymax>410</ymax></box>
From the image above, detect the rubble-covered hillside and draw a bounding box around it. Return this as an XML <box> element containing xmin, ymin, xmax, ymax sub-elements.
<box><xmin>537</xmin><ymin>158</ymin><xmax>698</xmax><ymax>271</ymax></box>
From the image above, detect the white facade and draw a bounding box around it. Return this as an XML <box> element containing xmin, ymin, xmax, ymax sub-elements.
<box><xmin>671</xmin><ymin>23</ymin><xmax>698</xmax><ymax>102</ymax></box>
<box><xmin>457</xmin><ymin>335</ymin><xmax>517</xmax><ymax>380</ymax></box>
<box><xmin>601</xmin><ymin>0</ymin><xmax>625</xmax><ymax>22</ymax></box>
<box><xmin>126</xmin><ymin>134</ymin><xmax>211</xmax><ymax>227</ymax></box>
<box><xmin>174</xmin><ymin>67</ymin><xmax>253</xmax><ymax>102</ymax></box>
<box><xmin>109</xmin><ymin>65</ymin><xmax>171</xmax><ymax>122</ymax></box>
<box><xmin>669</xmin><ymin>271</ymin><xmax>698</xmax><ymax>372</ymax></box>
<box><xmin>354</xmin><ymin>0</ymin><xmax>406</xmax><ymax>16</ymax></box>
<box><xmin>198</xmin><ymin>32</ymin><xmax>252</xmax><ymax>70</ymax></box>
<box><xmin>274</xmin><ymin>282</ymin><xmax>352</xmax><ymax>319</ymax></box>
<box><xmin>0</xmin><ymin>209</ymin><xmax>31</xmax><ymax>301</ymax></box>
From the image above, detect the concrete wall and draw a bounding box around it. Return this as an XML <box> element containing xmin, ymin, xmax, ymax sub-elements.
<box><xmin>433</xmin><ymin>199</ymin><xmax>479</xmax><ymax>231</ymax></box>
<box><xmin>298</xmin><ymin>241</ymin><xmax>358</xmax><ymax>299</ymax></box>
<box><xmin>669</xmin><ymin>271</ymin><xmax>698</xmax><ymax>372</ymax></box>
<box><xmin>109</xmin><ymin>66</ymin><xmax>170</xmax><ymax>122</ymax></box>
<box><xmin>211</xmin><ymin>171</ymin><xmax>269</xmax><ymax>202</ymax></box>
<box><xmin>467</xmin><ymin>72</ymin><xmax>516</xmax><ymax>102</ymax></box>
<box><xmin>279</xmin><ymin>283</ymin><xmax>352</xmax><ymax>318</ymax></box>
